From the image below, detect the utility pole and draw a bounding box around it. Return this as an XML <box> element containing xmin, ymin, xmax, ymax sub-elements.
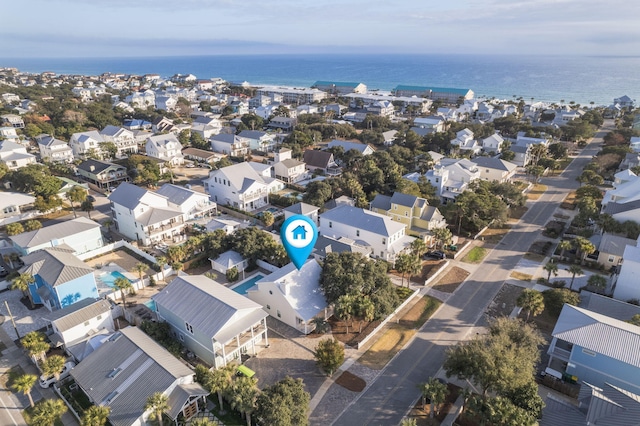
<box><xmin>4</xmin><ymin>300</ymin><xmax>19</xmax><ymax>340</ymax></box>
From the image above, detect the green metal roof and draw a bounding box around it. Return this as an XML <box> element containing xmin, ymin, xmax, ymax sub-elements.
<box><xmin>313</xmin><ymin>81</ymin><xmax>362</xmax><ymax>87</ymax></box>
<box><xmin>394</xmin><ymin>85</ymin><xmax>471</xmax><ymax>95</ymax></box>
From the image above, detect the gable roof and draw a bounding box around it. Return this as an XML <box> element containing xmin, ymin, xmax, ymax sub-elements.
<box><xmin>604</xmin><ymin>198</ymin><xmax>640</xmax><ymax>216</ymax></box>
<box><xmin>49</xmin><ymin>298</ymin><xmax>111</xmax><ymax>332</ymax></box>
<box><xmin>10</xmin><ymin>217</ymin><xmax>100</xmax><ymax>250</ymax></box>
<box><xmin>327</xmin><ymin>140</ymin><xmax>374</xmax><ymax>154</ymax></box>
<box><xmin>553</xmin><ymin>304</ymin><xmax>640</xmax><ymax>368</ymax></box>
<box><xmin>320</xmin><ymin>205</ymin><xmax>405</xmax><ymax>237</ymax></box>
<box><xmin>77</xmin><ymin>159</ymin><xmax>124</xmax><ymax>175</ymax></box>
<box><xmin>152</xmin><ymin>275</ymin><xmax>267</xmax><ymax>344</ymax></box>
<box><xmin>70</xmin><ymin>327</ymin><xmax>197</xmax><ymax>426</ymax></box>
<box><xmin>580</xmin><ymin>292</ymin><xmax>640</xmax><ymax>322</ymax></box>
<box><xmin>303</xmin><ymin>150</ymin><xmax>334</xmax><ymax>168</ymax></box>
<box><xmin>283</xmin><ymin>202</ymin><xmax>319</xmax><ymax>216</ymax></box>
<box><xmin>21</xmin><ymin>247</ymin><xmax>94</xmax><ymax>287</ymax></box>
<box><xmin>108</xmin><ymin>182</ymin><xmax>151</xmax><ymax>210</ymax></box>
<box><xmin>213</xmin><ymin>162</ymin><xmax>270</xmax><ymax>192</ymax></box>
<box><xmin>370</xmin><ymin>194</ymin><xmax>392</xmax><ymax>211</ymax></box>
<box><xmin>471</xmin><ymin>156</ymin><xmax>518</xmax><ymax>172</ymax></box>
<box><xmin>390</xmin><ymin>192</ymin><xmax>423</xmax><ymax>209</ymax></box>
<box><xmin>598</xmin><ymin>233</ymin><xmax>636</xmax><ymax>257</ymax></box>
<box><xmin>155</xmin><ymin>183</ymin><xmax>205</xmax><ymax>206</ymax></box>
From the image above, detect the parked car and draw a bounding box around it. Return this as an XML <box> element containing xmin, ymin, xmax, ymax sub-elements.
<box><xmin>39</xmin><ymin>361</ymin><xmax>76</xmax><ymax>388</ymax></box>
<box><xmin>86</xmin><ymin>195</ymin><xmax>96</xmax><ymax>202</ymax></box>
<box><xmin>0</xmin><ymin>267</ymin><xmax>8</xmax><ymax>278</ymax></box>
<box><xmin>425</xmin><ymin>250</ymin><xmax>446</xmax><ymax>260</ymax></box>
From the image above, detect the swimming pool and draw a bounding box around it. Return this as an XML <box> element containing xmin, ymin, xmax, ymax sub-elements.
<box><xmin>144</xmin><ymin>299</ymin><xmax>156</xmax><ymax>311</ymax></box>
<box><xmin>99</xmin><ymin>271</ymin><xmax>130</xmax><ymax>288</ymax></box>
<box><xmin>231</xmin><ymin>274</ymin><xmax>264</xmax><ymax>295</ymax></box>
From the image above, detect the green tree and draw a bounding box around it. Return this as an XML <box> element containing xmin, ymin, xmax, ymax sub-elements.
<box><xmin>354</xmin><ymin>295</ymin><xmax>376</xmax><ymax>333</ymax></box>
<box><xmin>314</xmin><ymin>338</ymin><xmax>344</xmax><ymax>376</ymax></box>
<box><xmin>226</xmin><ymin>266</ymin><xmax>239</xmax><ymax>282</ymax></box>
<box><xmin>166</xmin><ymin>245</ymin><xmax>185</xmax><ymax>264</ymax></box>
<box><xmin>409</xmin><ymin>238</ymin><xmax>428</xmax><ymax>257</ymax></box>
<box><xmin>81</xmin><ymin>199</ymin><xmax>94</xmax><ymax>219</ymax></box>
<box><xmin>145</xmin><ymin>392</ymin><xmax>169</xmax><ymax>426</ymax></box>
<box><xmin>395</xmin><ymin>253</ymin><xmax>421</xmax><ymax>287</ymax></box>
<box><xmin>24</xmin><ymin>219</ymin><xmax>42</xmax><ymax>232</ymax></box>
<box><xmin>256</xmin><ymin>376</ymin><xmax>310</xmax><ymax>426</ymax></box>
<box><xmin>587</xmin><ymin>274</ymin><xmax>607</xmax><ymax>291</ymax></box>
<box><xmin>20</xmin><ymin>331</ymin><xmax>49</xmax><ymax>362</ymax></box>
<box><xmin>502</xmin><ymin>381</ymin><xmax>545</xmax><ymax>420</ymax></box>
<box><xmin>11</xmin><ymin>272</ymin><xmax>35</xmax><ymax>300</ymax></box>
<box><xmin>113</xmin><ymin>277</ymin><xmax>133</xmax><ymax>305</ymax></box>
<box><xmin>66</xmin><ymin>186</ymin><xmax>87</xmax><ymax>218</ymax></box>
<box><xmin>155</xmin><ymin>256</ymin><xmax>167</xmax><ymax>281</ymax></box>
<box><xmin>6</xmin><ymin>222</ymin><xmax>24</xmax><ymax>236</ymax></box>
<box><xmin>432</xmin><ymin>227</ymin><xmax>453</xmax><ymax>249</ymax></box>
<box><xmin>98</xmin><ymin>142</ymin><xmax>117</xmax><ymax>160</ymax></box>
<box><xmin>228</xmin><ymin>375</ymin><xmax>260</xmax><ymax>426</ymax></box>
<box><xmin>334</xmin><ymin>294</ymin><xmax>355</xmax><ymax>333</ymax></box>
<box><xmin>133</xmin><ymin>262</ymin><xmax>147</xmax><ymax>283</ymax></box>
<box><xmin>261</xmin><ymin>211</ymin><xmax>274</xmax><ymax>227</ymax></box>
<box><xmin>526</xmin><ymin>165</ymin><xmax>545</xmax><ymax>183</ymax></box>
<box><xmin>302</xmin><ymin>180</ymin><xmax>333</xmax><ymax>208</ymax></box>
<box><xmin>627</xmin><ymin>314</ymin><xmax>640</xmax><ymax>326</ymax></box>
<box><xmin>516</xmin><ymin>289</ymin><xmax>545</xmax><ymax>322</ymax></box>
<box><xmin>205</xmin><ymin>363</ymin><xmax>235</xmax><ymax>413</ymax></box>
<box><xmin>567</xmin><ymin>265</ymin><xmax>584</xmax><ymax>291</ymax></box>
<box><xmin>543</xmin><ymin>288</ymin><xmax>581</xmax><ymax>317</ymax></box>
<box><xmin>418</xmin><ymin>377</ymin><xmax>448</xmax><ymax>418</ymax></box>
<box><xmin>81</xmin><ymin>405</ymin><xmax>111</xmax><ymax>426</ymax></box>
<box><xmin>557</xmin><ymin>240</ymin><xmax>573</xmax><ymax>260</ymax></box>
<box><xmin>573</xmin><ymin>236</ymin><xmax>595</xmax><ymax>262</ymax></box>
<box><xmin>41</xmin><ymin>355</ymin><xmax>65</xmax><ymax>381</ymax></box>
<box><xmin>30</xmin><ymin>398</ymin><xmax>68</xmax><ymax>426</ymax></box>
<box><xmin>11</xmin><ymin>373</ymin><xmax>37</xmax><ymax>407</ymax></box>
<box><xmin>190</xmin><ymin>419</ymin><xmax>215</xmax><ymax>426</ymax></box>
<box><xmin>543</xmin><ymin>261</ymin><xmax>558</xmax><ymax>282</ymax></box>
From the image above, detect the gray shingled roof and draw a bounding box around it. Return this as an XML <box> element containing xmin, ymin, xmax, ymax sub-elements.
<box><xmin>471</xmin><ymin>156</ymin><xmax>518</xmax><ymax>172</ymax></box>
<box><xmin>152</xmin><ymin>275</ymin><xmax>267</xmax><ymax>344</ymax></box>
<box><xmin>21</xmin><ymin>247</ymin><xmax>94</xmax><ymax>287</ymax></box>
<box><xmin>603</xmin><ymin>199</ymin><xmax>640</xmax><ymax>216</ymax></box>
<box><xmin>135</xmin><ymin>207</ymin><xmax>183</xmax><ymax>227</ymax></box>
<box><xmin>389</xmin><ymin>192</ymin><xmax>419</xmax><ymax>209</ymax></box>
<box><xmin>553</xmin><ymin>305</ymin><xmax>640</xmax><ymax>368</ymax></box>
<box><xmin>77</xmin><ymin>159</ymin><xmax>122</xmax><ymax>175</ymax></box>
<box><xmin>580</xmin><ymin>292</ymin><xmax>640</xmax><ymax>322</ymax></box>
<box><xmin>108</xmin><ymin>182</ymin><xmax>153</xmax><ymax>210</ymax></box>
<box><xmin>303</xmin><ymin>150</ymin><xmax>333</xmax><ymax>168</ymax></box>
<box><xmin>167</xmin><ymin>383</ymin><xmax>209</xmax><ymax>420</ymax></box>
<box><xmin>369</xmin><ymin>194</ymin><xmax>392</xmax><ymax>211</ymax></box>
<box><xmin>320</xmin><ymin>205</ymin><xmax>405</xmax><ymax>237</ymax></box>
<box><xmin>70</xmin><ymin>327</ymin><xmax>197</xmax><ymax>426</ymax></box>
<box><xmin>598</xmin><ymin>233</ymin><xmax>636</xmax><ymax>257</ymax></box>
<box><xmin>50</xmin><ymin>299</ymin><xmax>111</xmax><ymax>333</ymax></box>
<box><xmin>10</xmin><ymin>217</ymin><xmax>100</xmax><ymax>250</ymax></box>
<box><xmin>283</xmin><ymin>202</ymin><xmax>319</xmax><ymax>216</ymax></box>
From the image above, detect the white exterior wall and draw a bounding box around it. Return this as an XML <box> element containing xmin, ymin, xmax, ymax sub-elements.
<box><xmin>247</xmin><ymin>282</ymin><xmax>304</xmax><ymax>332</ymax></box>
<box><xmin>613</xmin><ymin>245</ymin><xmax>640</xmax><ymax>302</ymax></box>
<box><xmin>204</xmin><ymin>173</ymin><xmax>268</xmax><ymax>211</ymax></box>
<box><xmin>40</xmin><ymin>143</ymin><xmax>74</xmax><ymax>162</ymax></box>
<box><xmin>55</xmin><ymin>311</ymin><xmax>115</xmax><ymax>346</ymax></box>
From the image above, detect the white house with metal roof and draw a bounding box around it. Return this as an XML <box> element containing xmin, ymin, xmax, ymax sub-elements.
<box><xmin>152</xmin><ymin>275</ymin><xmax>269</xmax><ymax>368</ymax></box>
<box><xmin>99</xmin><ymin>125</ymin><xmax>138</xmax><ymax>157</ymax></box>
<box><xmin>155</xmin><ymin>183</ymin><xmax>217</xmax><ymax>220</ymax></box>
<box><xmin>0</xmin><ymin>140</ymin><xmax>36</xmax><ymax>170</ymax></box>
<box><xmin>108</xmin><ymin>182</ymin><xmax>186</xmax><ymax>246</ymax></box>
<box><xmin>547</xmin><ymin>304</ymin><xmax>640</xmax><ymax>394</ymax></box>
<box><xmin>145</xmin><ymin>133</ymin><xmax>184</xmax><ymax>165</ymax></box>
<box><xmin>470</xmin><ymin>156</ymin><xmax>518</xmax><ymax>182</ymax></box>
<box><xmin>71</xmin><ymin>326</ymin><xmax>208</xmax><ymax>426</ymax></box>
<box><xmin>10</xmin><ymin>216</ymin><xmax>103</xmax><ymax>256</ymax></box>
<box><xmin>35</xmin><ymin>134</ymin><xmax>74</xmax><ymax>163</ymax></box>
<box><xmin>69</xmin><ymin>130</ymin><xmax>105</xmax><ymax>157</ymax></box>
<box><xmin>247</xmin><ymin>259</ymin><xmax>328</xmax><ymax>334</ymax></box>
<box><xmin>612</xmin><ymin>240</ymin><xmax>640</xmax><ymax>302</ymax></box>
<box><xmin>318</xmin><ymin>205</ymin><xmax>412</xmax><ymax>262</ymax></box>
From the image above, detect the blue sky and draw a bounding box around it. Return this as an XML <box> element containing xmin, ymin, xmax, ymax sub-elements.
<box><xmin>2</xmin><ymin>0</ymin><xmax>639</xmax><ymax>57</ymax></box>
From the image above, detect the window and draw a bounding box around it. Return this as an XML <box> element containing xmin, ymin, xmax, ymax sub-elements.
<box><xmin>382</xmin><ymin>238</ymin><xmax>386</xmax><ymax>245</ymax></box>
<box><xmin>356</xmin><ymin>230</ymin><xmax>360</xmax><ymax>237</ymax></box>
<box><xmin>97</xmin><ymin>315</ymin><xmax>102</xmax><ymax>320</ymax></box>
<box><xmin>277</xmin><ymin>310</ymin><xmax>281</xmax><ymax>318</ymax></box>
<box><xmin>185</xmin><ymin>322</ymin><xmax>194</xmax><ymax>334</ymax></box>
<box><xmin>329</xmin><ymin>222</ymin><xmax>332</xmax><ymax>228</ymax></box>
<box><xmin>266</xmin><ymin>304</ymin><xmax>270</xmax><ymax>310</ymax></box>
<box><xmin>608</xmin><ymin>255</ymin><xmax>615</xmax><ymax>263</ymax></box>
<box><xmin>84</xmin><ymin>321</ymin><xmax>90</xmax><ymax>326</ymax></box>
<box><xmin>394</xmin><ymin>205</ymin><xmax>397</xmax><ymax>210</ymax></box>
<box><xmin>179</xmin><ymin>333</ymin><xmax>185</xmax><ymax>342</ymax></box>
<box><xmin>405</xmin><ymin>212</ymin><xmax>408</xmax><ymax>217</ymax></box>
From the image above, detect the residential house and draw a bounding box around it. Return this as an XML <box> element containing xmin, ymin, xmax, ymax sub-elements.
<box><xmin>205</xmin><ymin>217</ymin><xmax>244</xmax><ymax>235</ymax></box>
<box><xmin>151</xmin><ymin>116</ymin><xmax>176</xmax><ymax>134</ymax></box>
<box><xmin>366</xmin><ymin>100</ymin><xmax>394</xmax><ymax>117</ymax></box>
<box><xmin>155</xmin><ymin>183</ymin><xmax>217</xmax><ymax>220</ymax></box>
<box><xmin>603</xmin><ymin>199</ymin><xmax>640</xmax><ymax>224</ymax></box>
<box><xmin>303</xmin><ymin>150</ymin><xmax>341</xmax><ymax>176</ymax></box>
<box><xmin>108</xmin><ymin>182</ymin><xmax>186</xmax><ymax>246</ymax></box>
<box><xmin>10</xmin><ymin>216</ymin><xmax>103</xmax><ymax>256</ymax></box>
<box><xmin>0</xmin><ymin>192</ymin><xmax>35</xmax><ymax>220</ymax></box>
<box><xmin>612</xmin><ymin>239</ymin><xmax>640</xmax><ymax>301</ymax></box>
<box><xmin>272</xmin><ymin>148</ymin><xmax>307</xmax><ymax>183</ymax></box>
<box><xmin>450</xmin><ymin>128</ymin><xmax>482</xmax><ymax>155</ymax></box>
<box><xmin>596</xmin><ymin>233</ymin><xmax>636</xmax><ymax>268</ymax></box>
<box><xmin>125</xmin><ymin>90</ymin><xmax>155</xmax><ymax>108</ymax></box>
<box><xmin>71</xmin><ymin>327</ymin><xmax>209</xmax><ymax>426</ymax></box>
<box><xmin>414</xmin><ymin>158</ymin><xmax>481</xmax><ymax>204</ymax></box>
<box><xmin>35</xmin><ymin>134</ymin><xmax>74</xmax><ymax>163</ymax></box>
<box><xmin>614</xmin><ymin>95</ymin><xmax>635</xmax><ymax>109</ymax></box>
<box><xmin>152</xmin><ymin>275</ymin><xmax>269</xmax><ymax>368</ymax></box>
<box><xmin>44</xmin><ymin>298</ymin><xmax>114</xmax><ymax>361</ymax></box>
<box><xmin>283</xmin><ymin>202</ymin><xmax>319</xmax><ymax>225</ymax></box>
<box><xmin>413</xmin><ymin>116</ymin><xmax>446</xmax><ymax>134</ymax></box>
<box><xmin>182</xmin><ymin>147</ymin><xmax>225</xmax><ymax>165</ymax></box>
<box><xmin>313</xmin><ymin>81</ymin><xmax>367</xmax><ymax>95</ymax></box>
<box><xmin>203</xmin><ymin>162</ymin><xmax>284</xmax><ymax>212</ymax></box>
<box><xmin>75</xmin><ymin>159</ymin><xmax>129</xmax><ymax>190</ymax></box>
<box><xmin>190</xmin><ymin>122</ymin><xmax>221</xmax><ymax>141</ymax></box>
<box><xmin>122</xmin><ymin>119</ymin><xmax>152</xmax><ymax>131</ymax></box>
<box><xmin>256</xmin><ymin>86</ymin><xmax>327</xmax><ymax>104</ymax></box>
<box><xmin>99</xmin><ymin>125</ymin><xmax>138</xmax><ymax>156</ymax></box>
<box><xmin>546</xmin><ymin>304</ymin><xmax>640</xmax><ymax>394</ymax></box>
<box><xmin>237</xmin><ymin>130</ymin><xmax>277</xmax><ymax>152</ymax></box>
<box><xmin>267</xmin><ymin>116</ymin><xmax>297</xmax><ymax>131</ymax></box>
<box><xmin>481</xmin><ymin>133</ymin><xmax>504</xmax><ymax>154</ymax></box>
<box><xmin>209</xmin><ymin>250</ymin><xmax>248</xmax><ymax>275</ymax></box>
<box><xmin>209</xmin><ymin>133</ymin><xmax>249</xmax><ymax>157</ymax></box>
<box><xmin>20</xmin><ymin>246</ymin><xmax>98</xmax><ymax>311</ymax></box>
<box><xmin>0</xmin><ymin>114</ymin><xmax>25</xmax><ymax>128</ymax></box>
<box><xmin>601</xmin><ymin>175</ymin><xmax>640</xmax><ymax>208</ymax></box>
<box><xmin>312</xmin><ymin>235</ymin><xmax>371</xmax><ymax>261</ymax></box>
<box><xmin>470</xmin><ymin>157</ymin><xmax>518</xmax><ymax>182</ymax></box>
<box><xmin>69</xmin><ymin>130</ymin><xmax>105</xmax><ymax>157</ymax></box>
<box><xmin>145</xmin><ymin>134</ymin><xmax>184</xmax><ymax>165</ymax></box>
<box><xmin>327</xmin><ymin>140</ymin><xmax>375</xmax><ymax>156</ymax></box>
<box><xmin>155</xmin><ymin>95</ymin><xmax>177</xmax><ymax>111</ymax></box>
<box><xmin>0</xmin><ymin>126</ymin><xmax>19</xmax><ymax>141</ymax></box>
<box><xmin>247</xmin><ymin>260</ymin><xmax>328</xmax><ymax>334</ymax></box>
<box><xmin>620</xmin><ymin>152</ymin><xmax>640</xmax><ymax>170</ymax></box>
<box><xmin>392</xmin><ymin>86</ymin><xmax>474</xmax><ymax>103</ymax></box>
<box><xmin>382</xmin><ymin>130</ymin><xmax>398</xmax><ymax>146</ymax></box>
<box><xmin>508</xmin><ymin>144</ymin><xmax>532</xmax><ymax>167</ymax></box>
<box><xmin>0</xmin><ymin>140</ymin><xmax>36</xmax><ymax>169</ymax></box>
<box><xmin>318</xmin><ymin>205</ymin><xmax>413</xmax><ymax>262</ymax></box>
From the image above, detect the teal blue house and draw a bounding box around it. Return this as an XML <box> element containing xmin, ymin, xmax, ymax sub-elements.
<box><xmin>20</xmin><ymin>246</ymin><xmax>98</xmax><ymax>311</ymax></box>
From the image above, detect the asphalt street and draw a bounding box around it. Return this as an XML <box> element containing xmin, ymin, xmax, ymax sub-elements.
<box><xmin>332</xmin><ymin>124</ymin><xmax>609</xmax><ymax>425</ymax></box>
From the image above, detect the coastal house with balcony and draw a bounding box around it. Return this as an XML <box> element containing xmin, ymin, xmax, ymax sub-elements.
<box><xmin>99</xmin><ymin>125</ymin><xmax>138</xmax><ymax>156</ymax></box>
<box><xmin>247</xmin><ymin>260</ymin><xmax>328</xmax><ymax>334</ymax></box>
<box><xmin>155</xmin><ymin>183</ymin><xmax>217</xmax><ymax>220</ymax></box>
<box><xmin>35</xmin><ymin>134</ymin><xmax>74</xmax><ymax>163</ymax></box>
<box><xmin>392</xmin><ymin>85</ymin><xmax>474</xmax><ymax>103</ymax></box>
<box><xmin>10</xmin><ymin>216</ymin><xmax>103</xmax><ymax>256</ymax></box>
<box><xmin>69</xmin><ymin>130</ymin><xmax>105</xmax><ymax>157</ymax></box>
<box><xmin>470</xmin><ymin>157</ymin><xmax>518</xmax><ymax>182</ymax></box>
<box><xmin>108</xmin><ymin>182</ymin><xmax>186</xmax><ymax>246</ymax></box>
<box><xmin>237</xmin><ymin>130</ymin><xmax>277</xmax><ymax>152</ymax></box>
<box><xmin>481</xmin><ymin>133</ymin><xmax>504</xmax><ymax>154</ymax></box>
<box><xmin>412</xmin><ymin>116</ymin><xmax>446</xmax><ymax>134</ymax></box>
<box><xmin>0</xmin><ymin>192</ymin><xmax>36</xmax><ymax>221</ymax></box>
<box><xmin>145</xmin><ymin>134</ymin><xmax>184</xmax><ymax>165</ymax></box>
<box><xmin>210</xmin><ymin>133</ymin><xmax>249</xmax><ymax>157</ymax></box>
<box><xmin>406</xmin><ymin>158</ymin><xmax>480</xmax><ymax>204</ymax></box>
<box><xmin>318</xmin><ymin>205</ymin><xmax>413</xmax><ymax>262</ymax></box>
<box><xmin>327</xmin><ymin>140</ymin><xmax>375</xmax><ymax>156</ymax></box>
<box><xmin>71</xmin><ymin>327</ymin><xmax>209</xmax><ymax>426</ymax></box>
<box><xmin>272</xmin><ymin>148</ymin><xmax>307</xmax><ymax>183</ymax></box>
<box><xmin>152</xmin><ymin>275</ymin><xmax>269</xmax><ymax>368</ymax></box>
<box><xmin>450</xmin><ymin>128</ymin><xmax>482</xmax><ymax>155</ymax></box>
<box><xmin>75</xmin><ymin>159</ymin><xmax>129</xmax><ymax>190</ymax></box>
<box><xmin>0</xmin><ymin>114</ymin><xmax>25</xmax><ymax>128</ymax></box>
<box><xmin>0</xmin><ymin>140</ymin><xmax>36</xmax><ymax>170</ymax></box>
<box><xmin>546</xmin><ymin>304</ymin><xmax>640</xmax><ymax>395</ymax></box>
<box><xmin>20</xmin><ymin>246</ymin><xmax>98</xmax><ymax>311</ymax></box>
<box><xmin>0</xmin><ymin>126</ymin><xmax>19</xmax><ymax>142</ymax></box>
<box><xmin>203</xmin><ymin>162</ymin><xmax>283</xmax><ymax>212</ymax></box>
<box><xmin>256</xmin><ymin>86</ymin><xmax>327</xmax><ymax>104</ymax></box>
<box><xmin>303</xmin><ymin>150</ymin><xmax>341</xmax><ymax>176</ymax></box>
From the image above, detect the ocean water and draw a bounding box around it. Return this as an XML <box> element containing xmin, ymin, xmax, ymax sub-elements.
<box><xmin>2</xmin><ymin>54</ymin><xmax>639</xmax><ymax>106</ymax></box>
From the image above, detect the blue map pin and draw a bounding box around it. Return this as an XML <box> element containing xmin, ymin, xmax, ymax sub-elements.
<box><xmin>281</xmin><ymin>215</ymin><xmax>318</xmax><ymax>270</ymax></box>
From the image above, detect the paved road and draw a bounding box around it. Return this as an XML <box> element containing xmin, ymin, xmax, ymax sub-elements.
<box><xmin>331</xmin><ymin>124</ymin><xmax>610</xmax><ymax>425</ymax></box>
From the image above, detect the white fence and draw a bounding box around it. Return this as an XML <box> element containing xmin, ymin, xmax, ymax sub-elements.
<box><xmin>256</xmin><ymin>259</ymin><xmax>280</xmax><ymax>273</ymax></box>
<box><xmin>424</xmin><ymin>260</ymin><xmax>450</xmax><ymax>286</ymax></box>
<box><xmin>78</xmin><ymin>240</ymin><xmax>157</xmax><ymax>263</ymax></box>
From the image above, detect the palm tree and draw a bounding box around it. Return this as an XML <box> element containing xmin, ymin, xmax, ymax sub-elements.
<box><xmin>558</xmin><ymin>240</ymin><xmax>573</xmax><ymax>260</ymax></box>
<box><xmin>334</xmin><ymin>294</ymin><xmax>355</xmax><ymax>334</ymax></box>
<box><xmin>81</xmin><ymin>405</ymin><xmax>111</xmax><ymax>426</ymax></box>
<box><xmin>11</xmin><ymin>272</ymin><xmax>35</xmax><ymax>306</ymax></box>
<box><xmin>133</xmin><ymin>262</ymin><xmax>148</xmax><ymax>283</ymax></box>
<box><xmin>41</xmin><ymin>355</ymin><xmax>66</xmax><ymax>381</ymax></box>
<box><xmin>228</xmin><ymin>376</ymin><xmax>259</xmax><ymax>426</ymax></box>
<box><xmin>205</xmin><ymin>363</ymin><xmax>235</xmax><ymax>413</ymax></box>
<box><xmin>432</xmin><ymin>228</ymin><xmax>452</xmax><ymax>250</ymax></box>
<box><xmin>11</xmin><ymin>373</ymin><xmax>37</xmax><ymax>407</ymax></box>
<box><xmin>31</xmin><ymin>398</ymin><xmax>67</xmax><ymax>426</ymax></box>
<box><xmin>418</xmin><ymin>377</ymin><xmax>448</xmax><ymax>418</ymax></box>
<box><xmin>409</xmin><ymin>238</ymin><xmax>427</xmax><ymax>258</ymax></box>
<box><xmin>543</xmin><ymin>261</ymin><xmax>559</xmax><ymax>282</ymax></box>
<box><xmin>113</xmin><ymin>277</ymin><xmax>133</xmax><ymax>305</ymax></box>
<box><xmin>66</xmin><ymin>186</ymin><xmax>87</xmax><ymax>218</ymax></box>
<box><xmin>516</xmin><ymin>289</ymin><xmax>545</xmax><ymax>321</ymax></box>
<box><xmin>21</xmin><ymin>331</ymin><xmax>49</xmax><ymax>362</ymax></box>
<box><xmin>568</xmin><ymin>265</ymin><xmax>584</xmax><ymax>290</ymax></box>
<box><xmin>81</xmin><ymin>199</ymin><xmax>94</xmax><ymax>219</ymax></box>
<box><xmin>145</xmin><ymin>392</ymin><xmax>169</xmax><ymax>426</ymax></box>
<box><xmin>355</xmin><ymin>296</ymin><xmax>375</xmax><ymax>333</ymax></box>
<box><xmin>102</xmin><ymin>219</ymin><xmax>113</xmax><ymax>232</ymax></box>
<box><xmin>3</xmin><ymin>254</ymin><xmax>14</xmax><ymax>269</ymax></box>
<box><xmin>587</xmin><ymin>274</ymin><xmax>607</xmax><ymax>292</ymax></box>
<box><xmin>573</xmin><ymin>236</ymin><xmax>596</xmax><ymax>262</ymax></box>
<box><xmin>155</xmin><ymin>256</ymin><xmax>167</xmax><ymax>281</ymax></box>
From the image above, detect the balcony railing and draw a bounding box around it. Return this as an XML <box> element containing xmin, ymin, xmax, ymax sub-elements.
<box><xmin>145</xmin><ymin>220</ymin><xmax>184</xmax><ymax>235</ymax></box>
<box><xmin>549</xmin><ymin>346</ymin><xmax>571</xmax><ymax>361</ymax></box>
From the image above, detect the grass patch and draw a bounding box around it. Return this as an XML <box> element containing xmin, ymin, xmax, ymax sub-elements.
<box><xmin>524</xmin><ymin>252</ymin><xmax>546</xmax><ymax>262</ymax></box>
<box><xmin>557</xmin><ymin>158</ymin><xmax>573</xmax><ymax>171</ymax></box>
<box><xmin>461</xmin><ymin>247</ymin><xmax>487</xmax><ymax>264</ymax></box>
<box><xmin>208</xmin><ymin>396</ymin><xmax>244</xmax><ymax>426</ymax></box>
<box><xmin>412</xmin><ymin>296</ymin><xmax>442</xmax><ymax>328</ymax></box>
<box><xmin>431</xmin><ymin>267</ymin><xmax>470</xmax><ymax>293</ymax></box>
<box><xmin>480</xmin><ymin>226</ymin><xmax>511</xmax><ymax>244</ymax></box>
<box><xmin>359</xmin><ymin>325</ymin><xmax>417</xmax><ymax>370</ymax></box>
<box><xmin>527</xmin><ymin>184</ymin><xmax>547</xmax><ymax>201</ymax></box>
<box><xmin>509</xmin><ymin>205</ymin><xmax>528</xmax><ymax>220</ymax></box>
<box><xmin>510</xmin><ymin>271</ymin><xmax>533</xmax><ymax>281</ymax></box>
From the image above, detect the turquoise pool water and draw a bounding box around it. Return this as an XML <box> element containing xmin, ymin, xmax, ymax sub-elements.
<box><xmin>99</xmin><ymin>271</ymin><xmax>129</xmax><ymax>288</ymax></box>
<box><xmin>231</xmin><ymin>274</ymin><xmax>264</xmax><ymax>295</ymax></box>
<box><xmin>144</xmin><ymin>300</ymin><xmax>156</xmax><ymax>310</ymax></box>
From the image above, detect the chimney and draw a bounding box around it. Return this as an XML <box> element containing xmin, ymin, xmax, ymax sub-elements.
<box><xmin>90</xmin><ymin>165</ymin><xmax>95</xmax><ymax>172</ymax></box>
